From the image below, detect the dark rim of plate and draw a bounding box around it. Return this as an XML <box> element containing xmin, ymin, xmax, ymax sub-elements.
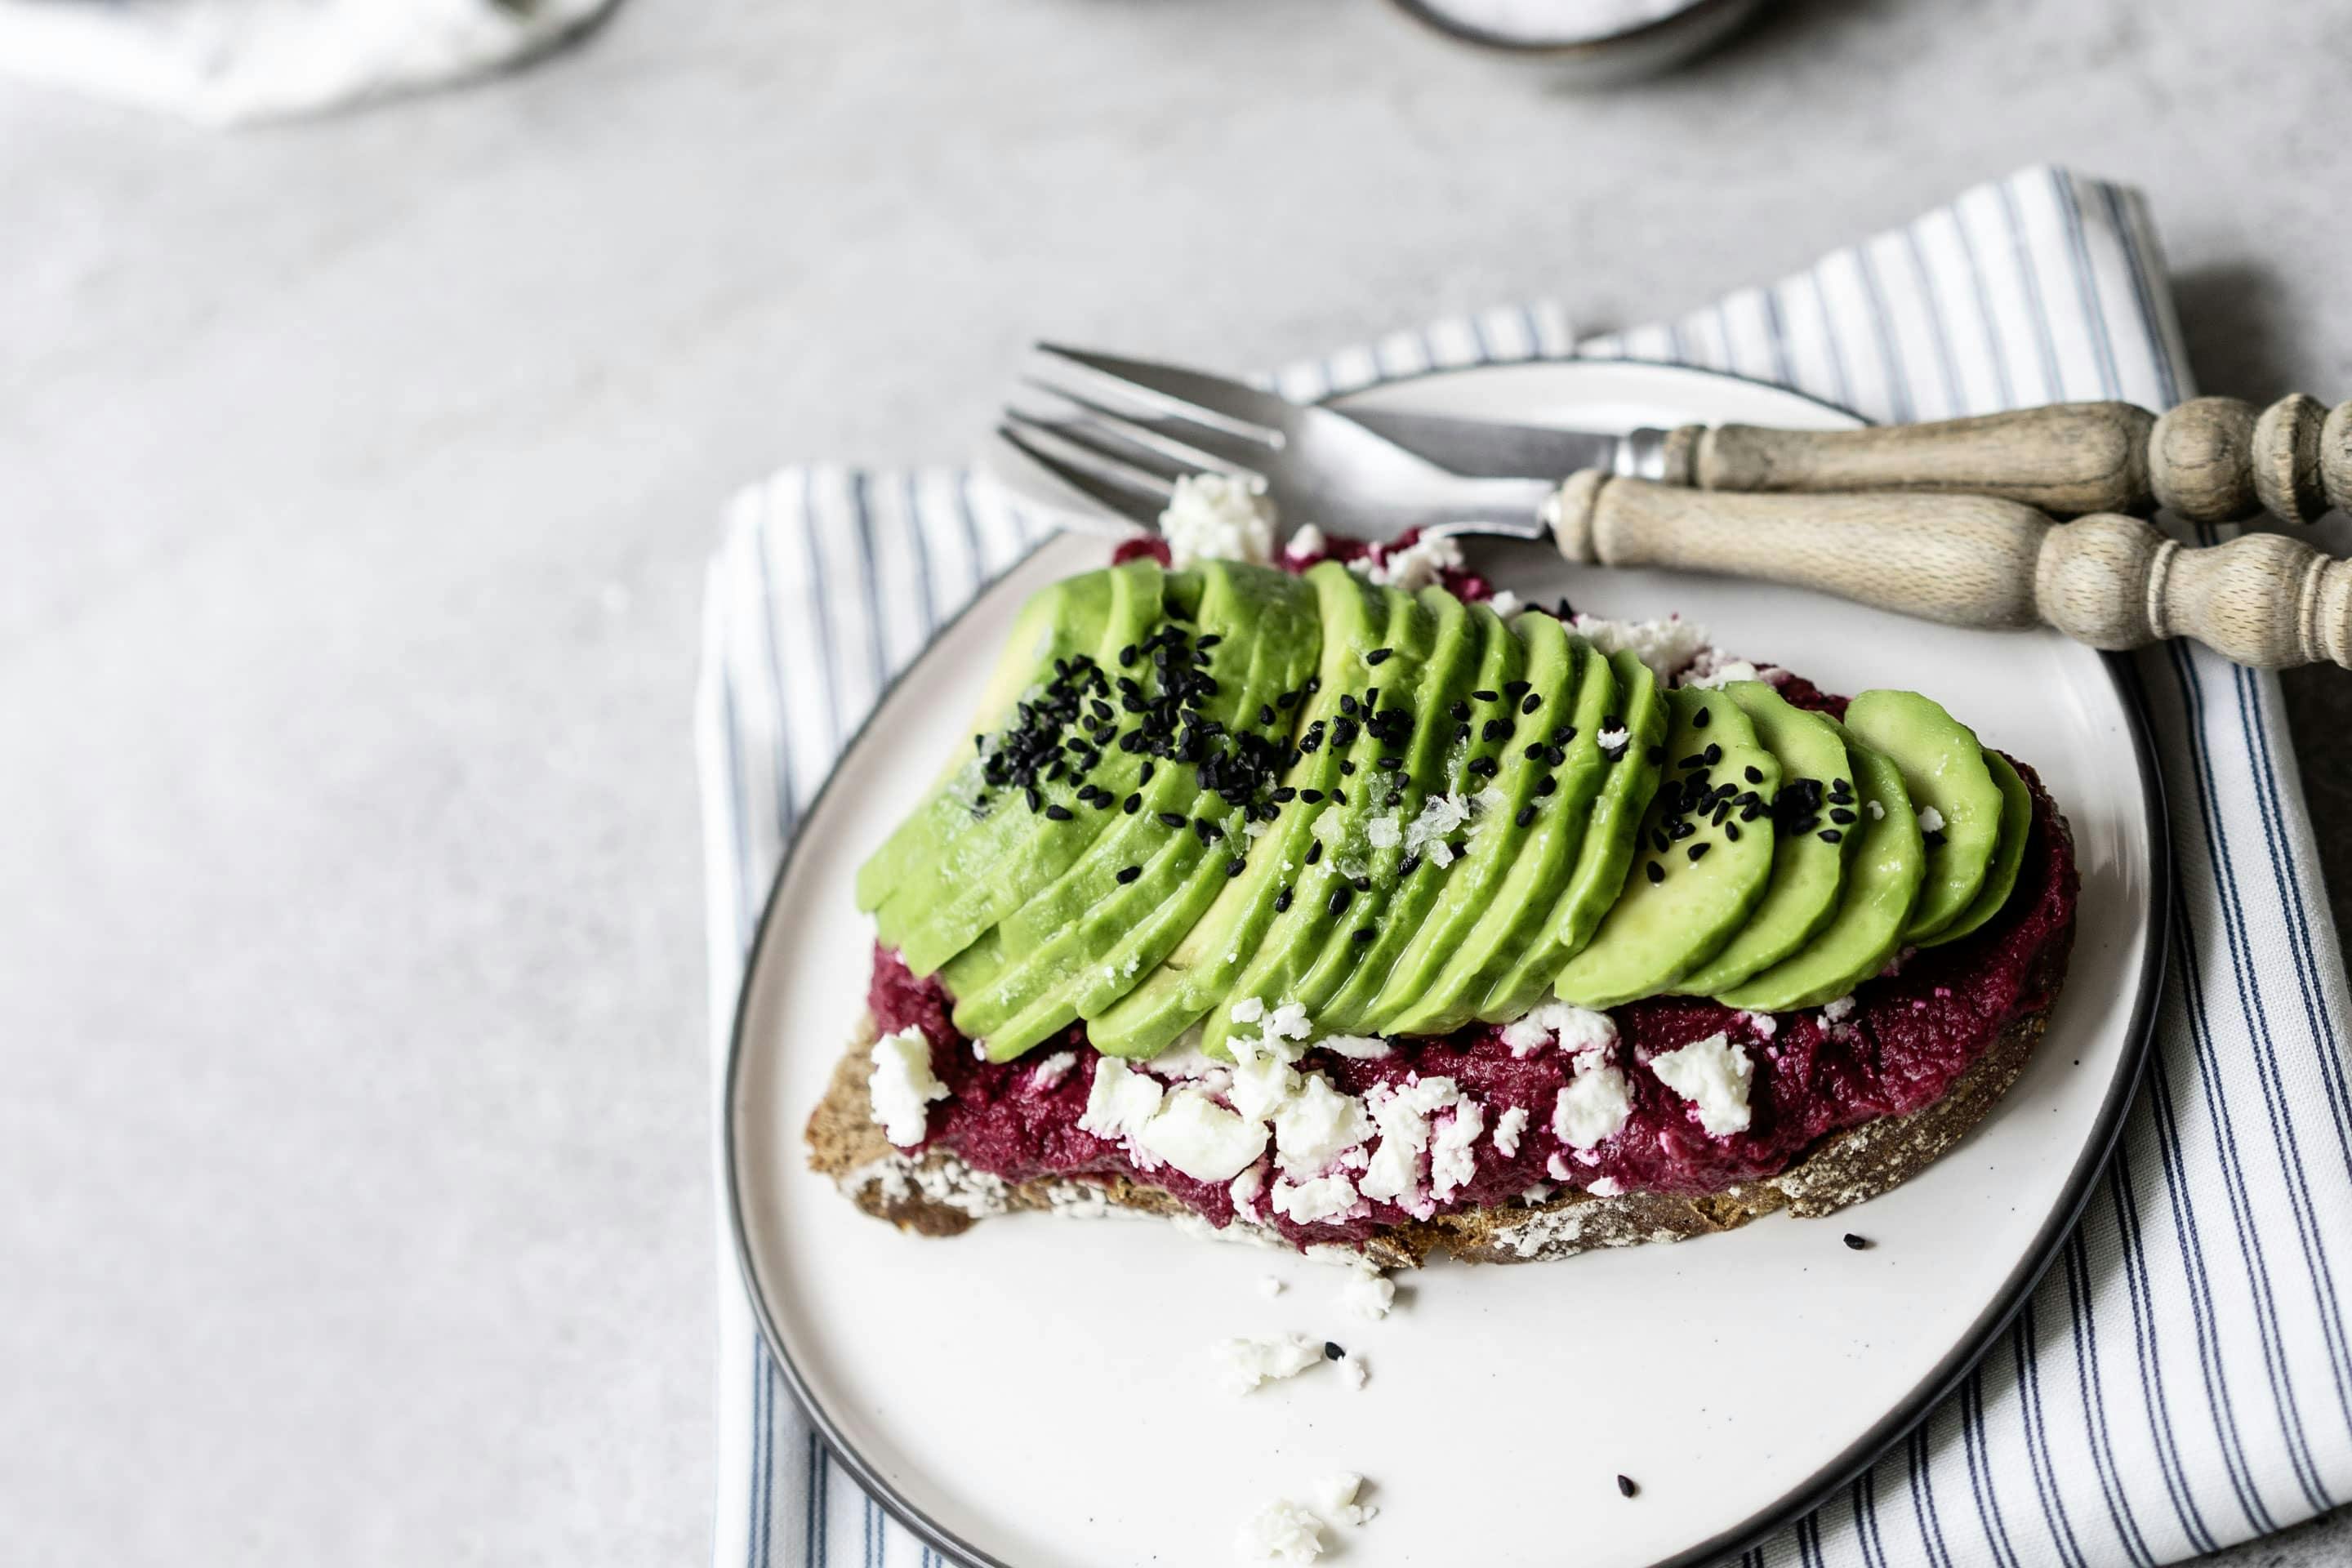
<box><xmin>720</xmin><ymin>361</ymin><xmax>2172</xmax><ymax>1568</ymax></box>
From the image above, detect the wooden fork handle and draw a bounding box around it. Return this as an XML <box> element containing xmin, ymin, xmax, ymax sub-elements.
<box><xmin>1659</xmin><ymin>395</ymin><xmax>2352</xmax><ymax>524</ymax></box>
<box><xmin>1546</xmin><ymin>474</ymin><xmax>2352</xmax><ymax>670</ymax></box>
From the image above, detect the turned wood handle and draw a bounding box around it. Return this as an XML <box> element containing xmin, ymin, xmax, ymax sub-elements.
<box><xmin>1544</xmin><ymin>473</ymin><xmax>2352</xmax><ymax>670</ymax></box>
<box><xmin>1658</xmin><ymin>395</ymin><xmax>2352</xmax><ymax>524</ymax></box>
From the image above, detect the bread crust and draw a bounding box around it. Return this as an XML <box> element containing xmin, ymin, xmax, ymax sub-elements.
<box><xmin>804</xmin><ymin>993</ymin><xmax>2055</xmax><ymax>1270</ymax></box>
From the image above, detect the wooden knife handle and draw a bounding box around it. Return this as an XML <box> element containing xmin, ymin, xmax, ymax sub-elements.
<box><xmin>1545</xmin><ymin>473</ymin><xmax>2352</xmax><ymax>670</ymax></box>
<box><xmin>1658</xmin><ymin>395</ymin><xmax>2352</xmax><ymax>524</ymax></box>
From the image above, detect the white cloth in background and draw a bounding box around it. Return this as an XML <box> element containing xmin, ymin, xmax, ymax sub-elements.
<box><xmin>697</xmin><ymin>165</ymin><xmax>2352</xmax><ymax>1568</ymax></box>
<box><xmin>0</xmin><ymin>0</ymin><xmax>613</xmax><ymax>126</ymax></box>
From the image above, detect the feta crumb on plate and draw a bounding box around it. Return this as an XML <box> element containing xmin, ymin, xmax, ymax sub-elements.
<box><xmin>1214</xmin><ymin>1333</ymin><xmax>1326</xmax><ymax>1395</ymax></box>
<box><xmin>866</xmin><ymin>1027</ymin><xmax>947</xmax><ymax>1147</ymax></box>
<box><xmin>1236</xmin><ymin>1497</ymin><xmax>1326</xmax><ymax>1563</ymax></box>
<box><xmin>1339</xmin><ymin>1265</ymin><xmax>1396</xmax><ymax>1321</ymax></box>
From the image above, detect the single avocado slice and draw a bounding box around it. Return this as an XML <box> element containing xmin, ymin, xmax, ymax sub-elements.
<box><xmin>883</xmin><ymin>559</ymin><xmax>1179</xmax><ymax>975</ymax></box>
<box><xmin>1316</xmin><ymin>595</ymin><xmax>1514</xmax><ymax>1034</ymax></box>
<box><xmin>1553</xmin><ymin>686</ymin><xmax>1783</xmax><ymax>1007</ymax></box>
<box><xmin>1086</xmin><ymin>564</ymin><xmax>1382</xmax><ymax>1060</ymax></box>
<box><xmin>1672</xmin><ymin>683</ymin><xmax>1860</xmax><ymax>996</ymax></box>
<box><xmin>1714</xmin><ymin>722</ymin><xmax>1925</xmax><ymax>1011</ymax></box>
<box><xmin>1200</xmin><ymin>583</ymin><xmax>1435</xmax><ymax>1058</ymax></box>
<box><xmin>1439</xmin><ymin>635</ymin><xmax>1627</xmax><ymax>1029</ymax></box>
<box><xmin>1843</xmin><ymin>689</ymin><xmax>2003</xmax><ymax>942</ymax></box>
<box><xmin>1371</xmin><ymin>615</ymin><xmax>1581</xmax><ymax>1037</ymax></box>
<box><xmin>857</xmin><ymin>572</ymin><xmax>1116</xmax><ymax>912</ymax></box>
<box><xmin>942</xmin><ymin>564</ymin><xmax>1309</xmax><ymax>1052</ymax></box>
<box><xmin>1297</xmin><ymin>587</ymin><xmax>1489</xmax><ymax>1033</ymax></box>
<box><xmin>1474</xmin><ymin>648</ymin><xmax>1668</xmax><ymax>1022</ymax></box>
<box><xmin>1916</xmin><ymin>749</ymin><xmax>2033</xmax><ymax>948</ymax></box>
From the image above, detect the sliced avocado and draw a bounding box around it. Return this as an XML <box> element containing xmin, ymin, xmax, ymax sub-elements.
<box><xmin>1316</xmin><ymin>606</ymin><xmax>1514</xmax><ymax>1034</ymax></box>
<box><xmin>1295</xmin><ymin>588</ymin><xmax>1488</xmax><ymax>1033</ymax></box>
<box><xmin>1200</xmin><ymin>584</ymin><xmax>1435</xmax><ymax>1058</ymax></box>
<box><xmin>1713</xmin><ymin>722</ymin><xmax>1925</xmax><ymax>1011</ymax></box>
<box><xmin>1917</xmin><ymin>749</ymin><xmax>2034</xmax><ymax>948</ymax></box>
<box><xmin>857</xmin><ymin>571</ymin><xmax>1116</xmax><ymax>912</ymax></box>
<box><xmin>1672</xmin><ymin>683</ymin><xmax>1860</xmax><ymax>996</ymax></box>
<box><xmin>1086</xmin><ymin>564</ymin><xmax>1382</xmax><ymax>1060</ymax></box>
<box><xmin>1439</xmin><ymin>639</ymin><xmax>1627</xmax><ymax>1029</ymax></box>
<box><xmin>1842</xmin><ymin>690</ymin><xmax>2003</xmax><ymax>942</ymax></box>
<box><xmin>1474</xmin><ymin>648</ymin><xmax>1668</xmax><ymax>1022</ymax></box>
<box><xmin>882</xmin><ymin>559</ymin><xmax>1176</xmax><ymax>975</ymax></box>
<box><xmin>942</xmin><ymin>564</ymin><xmax>1309</xmax><ymax>1053</ymax></box>
<box><xmin>1553</xmin><ymin>686</ymin><xmax>1783</xmax><ymax>1008</ymax></box>
<box><xmin>1373</xmin><ymin>615</ymin><xmax>1582</xmax><ymax>1036</ymax></box>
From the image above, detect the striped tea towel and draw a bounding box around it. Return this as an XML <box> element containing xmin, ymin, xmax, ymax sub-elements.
<box><xmin>697</xmin><ymin>164</ymin><xmax>2352</xmax><ymax>1568</ymax></box>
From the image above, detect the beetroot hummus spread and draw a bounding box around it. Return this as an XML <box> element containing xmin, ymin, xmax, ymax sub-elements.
<box><xmin>866</xmin><ymin>744</ymin><xmax>2076</xmax><ymax>1250</ymax></box>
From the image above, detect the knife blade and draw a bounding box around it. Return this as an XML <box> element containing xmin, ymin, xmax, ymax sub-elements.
<box><xmin>1334</xmin><ymin>405</ymin><xmax>1641</xmax><ymax>480</ymax></box>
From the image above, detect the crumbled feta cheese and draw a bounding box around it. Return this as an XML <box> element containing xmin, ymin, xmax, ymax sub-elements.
<box><xmin>1341</xmin><ymin>1265</ymin><xmax>1395</xmax><ymax>1321</ymax></box>
<box><xmin>1139</xmin><ymin>1084</ymin><xmax>1272</xmax><ymax>1181</ymax></box>
<box><xmin>1283</xmin><ymin>523</ymin><xmax>1329</xmax><ymax>561</ymax></box>
<box><xmin>1263</xmin><ymin>1001</ymin><xmax>1313</xmax><ymax>1045</ymax></box>
<box><xmin>1230</xmin><ymin>1164</ymin><xmax>1267</xmax><ymax>1218</ymax></box>
<box><xmin>1314</xmin><ymin>1033</ymin><xmax>1393</xmax><ymax>1060</ymax></box>
<box><xmin>1340</xmin><ymin>1356</ymin><xmax>1368</xmax><ymax>1390</ymax></box>
<box><xmin>1316</xmin><ymin>1472</ymin><xmax>1377</xmax><ymax>1526</ymax></box>
<box><xmin>1079</xmin><ymin>1058</ymin><xmax>1165</xmax><ymax>1143</ymax></box>
<box><xmin>1521</xmin><ymin>1182</ymin><xmax>1554</xmax><ymax>1203</ymax></box>
<box><xmin>1031</xmin><ymin>1050</ymin><xmax>1078</xmax><ymax>1090</ymax></box>
<box><xmin>1552</xmin><ymin>1061</ymin><xmax>1633</xmax><ymax>1151</ymax></box>
<box><xmin>1570</xmin><ymin>612</ymin><xmax>1711</xmax><ymax>683</ymax></box>
<box><xmin>1866</xmin><ymin>799</ymin><xmax>1886</xmax><ymax>821</ymax></box>
<box><xmin>1588</xmin><ymin>1175</ymin><xmax>1624</xmax><ymax>1197</ymax></box>
<box><xmin>1227</xmin><ymin>1041</ymin><xmax>1303</xmax><ymax>1121</ymax></box>
<box><xmin>1272</xmin><ymin>1171</ymin><xmax>1361</xmax><ymax>1223</ymax></box>
<box><xmin>1273</xmin><ymin>1073</ymin><xmax>1374</xmax><ymax>1174</ymax></box>
<box><xmin>1595</xmin><ymin>724</ymin><xmax>1630</xmax><ymax>751</ymax></box>
<box><xmin>1357</xmin><ymin>1076</ymin><xmax>1463</xmax><ymax>1206</ymax></box>
<box><xmin>1159</xmin><ymin>472</ymin><xmax>1276</xmax><ymax>568</ymax></box>
<box><xmin>1232</xmin><ymin>996</ymin><xmax>1266</xmax><ymax>1024</ymax></box>
<box><xmin>1351</xmin><ymin>532</ymin><xmax>1464</xmax><ymax>592</ymax></box>
<box><xmin>1650</xmin><ymin>1032</ymin><xmax>1755</xmax><ymax>1135</ymax></box>
<box><xmin>867</xmin><ymin>1027</ymin><xmax>948</xmax><ymax>1147</ymax></box>
<box><xmin>1258</xmin><ymin>1274</ymin><xmax>1285</xmax><ymax>1298</ymax></box>
<box><xmin>1918</xmin><ymin>805</ymin><xmax>1947</xmax><ymax>834</ymax></box>
<box><xmin>1743</xmin><ymin>1011</ymin><xmax>1780</xmax><ymax>1040</ymax></box>
<box><xmin>1364</xmin><ymin>813</ymin><xmax>1402</xmax><ymax>849</ymax></box>
<box><xmin>1492</xmin><ymin>1104</ymin><xmax>1530</xmax><ymax>1156</ymax></box>
<box><xmin>1215</xmin><ymin>1334</ymin><xmax>1325</xmax><ymax>1395</ymax></box>
<box><xmin>1428</xmin><ymin>1100</ymin><xmax>1487</xmax><ymax>1200</ymax></box>
<box><xmin>1152</xmin><ymin>1033</ymin><xmax>1222</xmax><ymax>1080</ymax></box>
<box><xmin>1486</xmin><ymin>590</ymin><xmax>1524</xmax><ymax>619</ymax></box>
<box><xmin>1498</xmin><ymin>999</ymin><xmax>1618</xmax><ymax>1060</ymax></box>
<box><xmin>1546</xmin><ymin>1152</ymin><xmax>1574</xmax><ymax>1182</ymax></box>
<box><xmin>1236</xmin><ymin>1497</ymin><xmax>1326</xmax><ymax>1562</ymax></box>
<box><xmin>1684</xmin><ymin>657</ymin><xmax>1762</xmax><ymax>689</ymax></box>
<box><xmin>1821</xmin><ymin>994</ymin><xmax>1857</xmax><ymax>1023</ymax></box>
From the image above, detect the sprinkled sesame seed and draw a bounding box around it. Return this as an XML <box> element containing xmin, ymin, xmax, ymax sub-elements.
<box><xmin>1516</xmin><ymin>804</ymin><xmax>1537</xmax><ymax>827</ymax></box>
<box><xmin>1687</xmin><ymin>841</ymin><xmax>1710</xmax><ymax>862</ymax></box>
<box><xmin>1646</xmin><ymin>861</ymin><xmax>1665</xmax><ymax>884</ymax></box>
<box><xmin>1273</xmin><ymin>886</ymin><xmax>1293</xmax><ymax>912</ymax></box>
<box><xmin>1116</xmin><ymin>866</ymin><xmax>1142</xmax><ymax>884</ymax></box>
<box><xmin>1366</xmin><ymin>648</ymin><xmax>1394</xmax><ymax>665</ymax></box>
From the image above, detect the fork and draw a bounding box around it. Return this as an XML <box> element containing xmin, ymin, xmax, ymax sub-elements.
<box><xmin>996</xmin><ymin>344</ymin><xmax>2352</xmax><ymax>671</ymax></box>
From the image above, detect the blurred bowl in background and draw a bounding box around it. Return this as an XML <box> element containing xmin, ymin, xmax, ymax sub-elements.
<box><xmin>1385</xmin><ymin>0</ymin><xmax>1767</xmax><ymax>85</ymax></box>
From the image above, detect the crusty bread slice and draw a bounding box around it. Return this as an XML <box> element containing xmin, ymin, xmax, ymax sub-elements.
<box><xmin>804</xmin><ymin>994</ymin><xmax>2052</xmax><ymax>1271</ymax></box>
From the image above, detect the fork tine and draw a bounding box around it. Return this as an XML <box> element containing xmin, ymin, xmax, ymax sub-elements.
<box><xmin>1019</xmin><ymin>378</ymin><xmax>1272</xmax><ymax>476</ymax></box>
<box><xmin>1007</xmin><ymin>401</ymin><xmax>1226</xmax><ymax>488</ymax></box>
<box><xmin>1034</xmin><ymin>343</ymin><xmax>1296</xmax><ymax>441</ymax></box>
<box><xmin>996</xmin><ymin>419</ymin><xmax>1169</xmax><ymax>528</ymax></box>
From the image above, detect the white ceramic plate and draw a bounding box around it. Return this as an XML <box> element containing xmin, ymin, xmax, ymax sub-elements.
<box><xmin>726</xmin><ymin>361</ymin><xmax>2165</xmax><ymax>1568</ymax></box>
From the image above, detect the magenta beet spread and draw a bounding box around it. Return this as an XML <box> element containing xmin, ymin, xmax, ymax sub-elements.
<box><xmin>866</xmin><ymin>749</ymin><xmax>2076</xmax><ymax>1250</ymax></box>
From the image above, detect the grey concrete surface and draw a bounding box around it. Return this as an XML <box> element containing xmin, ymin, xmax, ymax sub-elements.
<box><xmin>2</xmin><ymin>0</ymin><xmax>2348</xmax><ymax>1563</ymax></box>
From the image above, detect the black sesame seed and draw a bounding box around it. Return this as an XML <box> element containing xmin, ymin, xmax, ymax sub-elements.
<box><xmin>1830</xmin><ymin>808</ymin><xmax>1855</xmax><ymax>824</ymax></box>
<box><xmin>1526</xmin><ymin>742</ymin><xmax>1548</xmax><ymax>761</ymax></box>
<box><xmin>1455</xmin><ymin>723</ymin><xmax>1473</xmax><ymax>742</ymax></box>
<box><xmin>1466</xmin><ymin>689</ymin><xmax>1494</xmax><ymax>702</ymax></box>
<box><xmin>1227</xmin><ymin>857</ymin><xmax>1248</xmax><ymax>878</ymax></box>
<box><xmin>1399</xmin><ymin>854</ymin><xmax>1422</xmax><ymax>875</ymax></box>
<box><xmin>1645</xmin><ymin>861</ymin><xmax>1665</xmax><ymax>884</ymax></box>
<box><xmin>1196</xmin><ymin>634</ymin><xmax>1222</xmax><ymax>648</ymax></box>
<box><xmin>1843</xmin><ymin>1233</ymin><xmax>1869</xmax><ymax>1251</ymax></box>
<box><xmin>1724</xmin><ymin>821</ymin><xmax>1741</xmax><ymax>841</ymax></box>
<box><xmin>1352</xmin><ymin>926</ymin><xmax>1376</xmax><ymax>942</ymax></box>
<box><xmin>1332</xmin><ymin>789</ymin><xmax>1348</xmax><ymax>805</ymax></box>
<box><xmin>1521</xmin><ymin>692</ymin><xmax>1543</xmax><ymax>715</ymax></box>
<box><xmin>1324</xmin><ymin>1341</ymin><xmax>1345</xmax><ymax>1361</ymax></box>
<box><xmin>1820</xmin><ymin>828</ymin><xmax>1843</xmax><ymax>843</ymax></box>
<box><xmin>1306</xmin><ymin>841</ymin><xmax>1323</xmax><ymax>864</ymax></box>
<box><xmin>1644</xmin><ymin>745</ymin><xmax>1665</xmax><ymax>765</ymax></box>
<box><xmin>1156</xmin><ymin>811</ymin><xmax>1186</xmax><ymax>829</ymax></box>
<box><xmin>1483</xmin><ymin>719</ymin><xmax>1511</xmax><ymax>742</ymax></box>
<box><xmin>1301</xmin><ymin>790</ymin><xmax>1325</xmax><ymax>804</ymax></box>
<box><xmin>1544</xmin><ymin>746</ymin><xmax>1567</xmax><ymax>767</ymax></box>
<box><xmin>1339</xmin><ymin>694</ymin><xmax>1358</xmax><ymax>715</ymax></box>
<box><xmin>1272</xmin><ymin>786</ymin><xmax>1297</xmax><ymax>803</ymax></box>
<box><xmin>1468</xmin><ymin>756</ymin><xmax>1499</xmax><ymax>777</ymax></box>
<box><xmin>1693</xmin><ymin>706</ymin><xmax>1712</xmax><ymax>728</ymax></box>
<box><xmin>1516</xmin><ymin>804</ymin><xmax>1537</xmax><ymax>828</ymax></box>
<box><xmin>1274</xmin><ymin>886</ymin><xmax>1294</xmax><ymax>912</ymax></box>
<box><xmin>1680</xmin><ymin>752</ymin><xmax>1707</xmax><ymax>770</ymax></box>
<box><xmin>1687</xmin><ymin>840</ymin><xmax>1710</xmax><ymax>862</ymax></box>
<box><xmin>1352</xmin><ymin>874</ymin><xmax>1372</xmax><ymax>892</ymax></box>
<box><xmin>1616</xmin><ymin>1475</ymin><xmax>1638</xmax><ymax>1499</ymax></box>
<box><xmin>1025</xmin><ymin>787</ymin><xmax>1043</xmax><ymax>813</ymax></box>
<box><xmin>1115</xmin><ymin>865</ymin><xmax>1142</xmax><ymax>884</ymax></box>
<box><xmin>1328</xmin><ymin>887</ymin><xmax>1352</xmax><ymax>914</ymax></box>
<box><xmin>1259</xmin><ymin>704</ymin><xmax>1276</xmax><ymax>727</ymax></box>
<box><xmin>1339</xmin><ymin>760</ymin><xmax>1357</xmax><ymax>776</ymax></box>
<box><xmin>1045</xmin><ymin>804</ymin><xmax>1073</xmax><ymax>821</ymax></box>
<box><xmin>1539</xmin><ymin>775</ymin><xmax>1558</xmax><ymax>796</ymax></box>
<box><xmin>1650</xmin><ymin>828</ymin><xmax>1670</xmax><ymax>853</ymax></box>
<box><xmin>1119</xmin><ymin>644</ymin><xmax>1138</xmax><ymax>666</ymax></box>
<box><xmin>1925</xmin><ymin>828</ymin><xmax>1948</xmax><ymax>850</ymax></box>
<box><xmin>1376</xmin><ymin>755</ymin><xmax>1402</xmax><ymax>771</ymax></box>
<box><xmin>1366</xmin><ymin>648</ymin><xmax>1394</xmax><ymax>666</ymax></box>
<box><xmin>1124</xmin><ymin>794</ymin><xmax>1142</xmax><ymax>814</ymax></box>
<box><xmin>1704</xmin><ymin>743</ymin><xmax>1723</xmax><ymax>765</ymax></box>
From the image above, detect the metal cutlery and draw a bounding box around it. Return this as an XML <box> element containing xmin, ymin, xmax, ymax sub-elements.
<box><xmin>997</xmin><ymin>344</ymin><xmax>2352</xmax><ymax>671</ymax></box>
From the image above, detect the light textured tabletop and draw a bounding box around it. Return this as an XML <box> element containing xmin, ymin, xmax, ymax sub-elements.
<box><xmin>4</xmin><ymin>1</ymin><xmax>2349</xmax><ymax>1563</ymax></box>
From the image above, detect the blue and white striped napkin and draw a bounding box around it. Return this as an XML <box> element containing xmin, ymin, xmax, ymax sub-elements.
<box><xmin>697</xmin><ymin>165</ymin><xmax>2352</xmax><ymax>1568</ymax></box>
